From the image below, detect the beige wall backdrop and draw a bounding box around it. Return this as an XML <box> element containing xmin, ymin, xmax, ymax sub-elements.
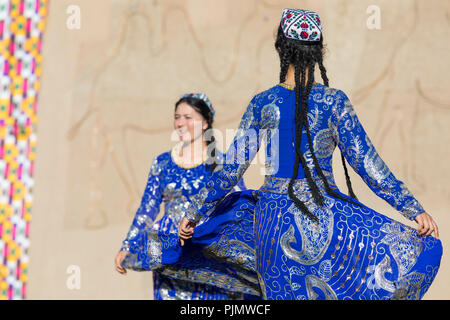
<box><xmin>27</xmin><ymin>0</ymin><xmax>449</xmax><ymax>299</ymax></box>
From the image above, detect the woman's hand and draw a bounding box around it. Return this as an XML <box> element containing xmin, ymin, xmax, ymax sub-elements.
<box><xmin>415</xmin><ymin>212</ymin><xmax>439</xmax><ymax>239</ymax></box>
<box><xmin>178</xmin><ymin>217</ymin><xmax>196</xmax><ymax>246</ymax></box>
<box><xmin>115</xmin><ymin>250</ymin><xmax>128</xmax><ymax>275</ymax></box>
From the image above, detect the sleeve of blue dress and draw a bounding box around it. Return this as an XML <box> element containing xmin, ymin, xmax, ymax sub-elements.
<box><xmin>334</xmin><ymin>89</ymin><xmax>425</xmax><ymax>221</ymax></box>
<box><xmin>184</xmin><ymin>96</ymin><xmax>261</xmax><ymax>224</ymax></box>
<box><xmin>120</xmin><ymin>156</ymin><xmax>164</xmax><ymax>252</ymax></box>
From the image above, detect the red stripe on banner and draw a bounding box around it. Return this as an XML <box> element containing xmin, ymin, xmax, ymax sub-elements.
<box><xmin>26</xmin><ymin>19</ymin><xmax>31</xmax><ymax>34</ymax></box>
<box><xmin>23</xmin><ymin>79</ymin><xmax>28</xmax><ymax>95</ymax></box>
<box><xmin>9</xmin><ymin>39</ymin><xmax>14</xmax><ymax>55</ymax></box>
<box><xmin>17</xmin><ymin>59</ymin><xmax>22</xmax><ymax>75</ymax></box>
<box><xmin>3</xmin><ymin>60</ymin><xmax>8</xmax><ymax>76</ymax></box>
<box><xmin>9</xmin><ymin>181</ymin><xmax>14</xmax><ymax>199</ymax></box>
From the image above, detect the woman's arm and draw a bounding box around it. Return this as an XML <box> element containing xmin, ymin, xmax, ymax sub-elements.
<box><xmin>120</xmin><ymin>156</ymin><xmax>164</xmax><ymax>252</ymax></box>
<box><xmin>183</xmin><ymin>96</ymin><xmax>262</xmax><ymax>224</ymax></box>
<box><xmin>334</xmin><ymin>90</ymin><xmax>425</xmax><ymax>221</ymax></box>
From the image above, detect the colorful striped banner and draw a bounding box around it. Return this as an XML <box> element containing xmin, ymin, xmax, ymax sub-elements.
<box><xmin>0</xmin><ymin>0</ymin><xmax>48</xmax><ymax>300</ymax></box>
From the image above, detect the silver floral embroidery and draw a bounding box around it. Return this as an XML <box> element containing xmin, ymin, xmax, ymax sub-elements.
<box><xmin>260</xmin><ymin>101</ymin><xmax>280</xmax><ymax>130</ymax></box>
<box><xmin>148</xmin><ymin>232</ymin><xmax>162</xmax><ymax>265</ymax></box>
<box><xmin>313</xmin><ymin>128</ymin><xmax>335</xmax><ymax>158</ymax></box>
<box><xmin>381</xmin><ymin>221</ymin><xmax>422</xmax><ymax>276</ymax></box>
<box><xmin>364</xmin><ymin>140</ymin><xmax>392</xmax><ymax>182</ymax></box>
<box><xmin>204</xmin><ymin>235</ymin><xmax>257</xmax><ymax>272</ymax></box>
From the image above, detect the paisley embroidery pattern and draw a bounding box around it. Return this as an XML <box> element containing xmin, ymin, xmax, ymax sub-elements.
<box><xmin>305</xmin><ymin>275</ymin><xmax>337</xmax><ymax>300</ymax></box>
<box><xmin>204</xmin><ymin>236</ymin><xmax>256</xmax><ymax>272</ymax></box>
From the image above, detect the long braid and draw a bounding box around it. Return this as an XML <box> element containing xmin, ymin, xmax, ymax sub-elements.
<box><xmin>297</xmin><ymin>59</ymin><xmax>324</xmax><ymax>206</ymax></box>
<box><xmin>287</xmin><ymin>58</ymin><xmax>318</xmax><ymax>222</ymax></box>
<box><xmin>275</xmin><ymin>25</ymin><xmax>363</xmax><ymax>223</ymax></box>
<box><xmin>279</xmin><ymin>47</ymin><xmax>291</xmax><ymax>84</ymax></box>
<box><xmin>317</xmin><ymin>56</ymin><xmax>329</xmax><ymax>86</ymax></box>
<box><xmin>318</xmin><ymin>58</ymin><xmax>358</xmax><ymax>200</ymax></box>
<box><xmin>205</xmin><ymin>122</ymin><xmax>218</xmax><ymax>173</ymax></box>
<box><xmin>340</xmin><ymin>151</ymin><xmax>358</xmax><ymax>199</ymax></box>
<box><xmin>303</xmin><ymin>62</ymin><xmax>361</xmax><ymax>206</ymax></box>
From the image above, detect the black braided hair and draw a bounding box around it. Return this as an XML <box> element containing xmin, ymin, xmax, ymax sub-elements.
<box><xmin>275</xmin><ymin>25</ymin><xmax>362</xmax><ymax>223</ymax></box>
<box><xmin>175</xmin><ymin>96</ymin><xmax>218</xmax><ymax>173</ymax></box>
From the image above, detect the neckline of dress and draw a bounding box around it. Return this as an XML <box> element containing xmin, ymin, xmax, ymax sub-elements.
<box><xmin>278</xmin><ymin>82</ymin><xmax>321</xmax><ymax>90</ymax></box>
<box><xmin>170</xmin><ymin>145</ymin><xmax>208</xmax><ymax>170</ymax></box>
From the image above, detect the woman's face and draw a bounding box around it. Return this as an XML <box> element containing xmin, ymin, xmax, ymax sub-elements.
<box><xmin>174</xmin><ymin>102</ymin><xmax>208</xmax><ymax>143</ymax></box>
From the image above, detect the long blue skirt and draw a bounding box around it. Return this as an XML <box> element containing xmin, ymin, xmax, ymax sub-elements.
<box><xmin>253</xmin><ymin>186</ymin><xmax>443</xmax><ymax>300</ymax></box>
<box><xmin>122</xmin><ymin>187</ymin><xmax>442</xmax><ymax>300</ymax></box>
<box><xmin>121</xmin><ymin>190</ymin><xmax>263</xmax><ymax>299</ymax></box>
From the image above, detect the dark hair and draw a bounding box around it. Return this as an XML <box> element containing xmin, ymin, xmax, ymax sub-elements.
<box><xmin>175</xmin><ymin>96</ymin><xmax>218</xmax><ymax>173</ymax></box>
<box><xmin>275</xmin><ymin>24</ymin><xmax>362</xmax><ymax>223</ymax></box>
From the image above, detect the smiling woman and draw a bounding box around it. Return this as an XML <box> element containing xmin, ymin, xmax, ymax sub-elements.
<box><xmin>173</xmin><ymin>93</ymin><xmax>217</xmax><ymax>170</ymax></box>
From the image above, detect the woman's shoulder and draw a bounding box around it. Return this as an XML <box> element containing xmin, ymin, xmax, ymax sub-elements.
<box><xmin>310</xmin><ymin>84</ymin><xmax>352</xmax><ymax>109</ymax></box>
<box><xmin>148</xmin><ymin>151</ymin><xmax>172</xmax><ymax>173</ymax></box>
<box><xmin>250</xmin><ymin>85</ymin><xmax>285</xmax><ymax>103</ymax></box>
<box><xmin>313</xmin><ymin>83</ymin><xmax>346</xmax><ymax>97</ymax></box>
<box><xmin>154</xmin><ymin>151</ymin><xmax>172</xmax><ymax>162</ymax></box>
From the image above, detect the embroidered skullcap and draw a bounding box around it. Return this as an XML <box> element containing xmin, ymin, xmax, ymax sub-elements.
<box><xmin>281</xmin><ymin>8</ymin><xmax>322</xmax><ymax>43</ymax></box>
<box><xmin>180</xmin><ymin>93</ymin><xmax>215</xmax><ymax>116</ymax></box>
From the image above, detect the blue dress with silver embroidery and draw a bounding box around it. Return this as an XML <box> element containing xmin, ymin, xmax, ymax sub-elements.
<box><xmin>120</xmin><ymin>150</ymin><xmax>260</xmax><ymax>299</ymax></box>
<box><xmin>182</xmin><ymin>84</ymin><xmax>443</xmax><ymax>300</ymax></box>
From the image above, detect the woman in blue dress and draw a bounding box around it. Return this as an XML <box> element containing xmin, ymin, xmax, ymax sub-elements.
<box><xmin>179</xmin><ymin>9</ymin><xmax>443</xmax><ymax>300</ymax></box>
<box><xmin>114</xmin><ymin>93</ymin><xmax>258</xmax><ymax>300</ymax></box>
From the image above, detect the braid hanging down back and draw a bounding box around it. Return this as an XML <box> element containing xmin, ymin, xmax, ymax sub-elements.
<box><xmin>275</xmin><ymin>26</ymin><xmax>362</xmax><ymax>223</ymax></box>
